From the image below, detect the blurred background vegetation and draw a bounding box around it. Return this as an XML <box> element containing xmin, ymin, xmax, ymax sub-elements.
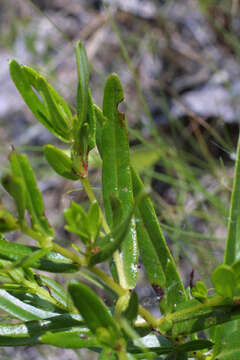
<box><xmin>1</xmin><ymin>0</ymin><xmax>240</xmax><ymax>358</ymax></box>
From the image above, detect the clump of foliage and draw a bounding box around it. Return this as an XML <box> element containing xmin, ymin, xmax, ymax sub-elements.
<box><xmin>0</xmin><ymin>41</ymin><xmax>240</xmax><ymax>359</ymax></box>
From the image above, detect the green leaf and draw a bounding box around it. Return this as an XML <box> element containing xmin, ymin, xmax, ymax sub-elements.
<box><xmin>44</xmin><ymin>145</ymin><xmax>79</xmax><ymax>180</ymax></box>
<box><xmin>232</xmin><ymin>259</ymin><xmax>240</xmax><ymax>285</ymax></box>
<box><xmin>167</xmin><ymin>297</ymin><xmax>240</xmax><ymax>338</ymax></box>
<box><xmin>1</xmin><ymin>174</ymin><xmax>26</xmax><ymax>221</ymax></box>
<box><xmin>39</xmin><ymin>274</ymin><xmax>73</xmax><ymax>310</ymax></box>
<box><xmin>130</xmin><ymin>338</ymin><xmax>212</xmax><ymax>356</ymax></box>
<box><xmin>110</xmin><ymin>194</ymin><xmax>123</xmax><ymax>228</ymax></box>
<box><xmin>212</xmin><ymin>264</ymin><xmax>236</xmax><ymax>298</ymax></box>
<box><xmin>72</xmin><ymin>42</ymin><xmax>96</xmax><ymax>175</ymax></box>
<box><xmin>176</xmin><ymin>339</ymin><xmax>213</xmax><ymax>352</ymax></box>
<box><xmin>122</xmin><ymin>290</ymin><xmax>139</xmax><ymax>322</ymax></box>
<box><xmin>224</xmin><ymin>131</ymin><xmax>240</xmax><ymax>265</ymax></box>
<box><xmin>86</xmin><ymin>88</ymin><xmax>96</xmax><ymax>151</ymax></box>
<box><xmin>131</xmin><ymin>167</ymin><xmax>185</xmax><ymax>312</ymax></box>
<box><xmin>0</xmin><ymin>207</ymin><xmax>19</xmax><ymax>232</ymax></box>
<box><xmin>68</xmin><ymin>281</ymin><xmax>120</xmax><ymax>347</ymax></box>
<box><xmin>41</xmin><ymin>330</ymin><xmax>99</xmax><ymax>348</ymax></box>
<box><xmin>0</xmin><ymin>289</ymin><xmax>60</xmax><ymax>320</ymax></box>
<box><xmin>64</xmin><ymin>201</ymin><xmax>90</xmax><ymax>242</ymax></box>
<box><xmin>9</xmin><ymin>60</ymin><xmax>72</xmax><ymax>142</ymax></box>
<box><xmin>99</xmin><ymin>349</ymin><xmax>117</xmax><ymax>359</ymax></box>
<box><xmin>94</xmin><ymin>104</ymin><xmax>105</xmax><ymax>158</ymax></box>
<box><xmin>212</xmin><ymin>320</ymin><xmax>240</xmax><ymax>359</ymax></box>
<box><xmin>88</xmin><ymin>201</ymin><xmax>102</xmax><ymax>240</ymax></box>
<box><xmin>101</xmin><ymin>74</ymin><xmax>138</xmax><ymax>289</ymax></box>
<box><xmin>9</xmin><ymin>152</ymin><xmax>53</xmax><ymax>239</ymax></box>
<box><xmin>135</xmin><ymin>209</ymin><xmax>165</xmax><ymax>288</ymax></box>
<box><xmin>75</xmin><ymin>41</ymin><xmax>89</xmax><ymax>128</ymax></box>
<box><xmin>0</xmin><ymin>238</ymin><xmax>78</xmax><ymax>273</ymax></box>
<box><xmin>191</xmin><ymin>281</ymin><xmax>208</xmax><ymax>302</ymax></box>
<box><xmin>0</xmin><ymin>313</ymin><xmax>83</xmax><ymax>347</ymax></box>
<box><xmin>130</xmin><ymin>145</ymin><xmax>159</xmax><ymax>173</ymax></box>
<box><xmin>36</xmin><ymin>76</ymin><xmax>72</xmax><ymax>141</ymax></box>
<box><xmin>88</xmin><ymin>205</ymin><xmax>134</xmax><ymax>266</ymax></box>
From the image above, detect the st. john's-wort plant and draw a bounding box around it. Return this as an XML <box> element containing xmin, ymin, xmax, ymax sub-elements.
<box><xmin>0</xmin><ymin>41</ymin><xmax>240</xmax><ymax>359</ymax></box>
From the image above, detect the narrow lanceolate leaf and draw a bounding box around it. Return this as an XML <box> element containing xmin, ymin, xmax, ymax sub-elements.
<box><xmin>86</xmin><ymin>88</ymin><xmax>96</xmax><ymax>151</ymax></box>
<box><xmin>225</xmin><ymin>132</ymin><xmax>240</xmax><ymax>265</ymax></box>
<box><xmin>73</xmin><ymin>42</ymin><xmax>96</xmax><ymax>177</ymax></box>
<box><xmin>75</xmin><ymin>41</ymin><xmax>89</xmax><ymax>128</ymax></box>
<box><xmin>89</xmin><ymin>205</ymin><xmax>134</xmax><ymax>266</ymax></box>
<box><xmin>0</xmin><ymin>313</ymin><xmax>83</xmax><ymax>347</ymax></box>
<box><xmin>9</xmin><ymin>152</ymin><xmax>53</xmax><ymax>239</ymax></box>
<box><xmin>102</xmin><ymin>74</ymin><xmax>138</xmax><ymax>289</ymax></box>
<box><xmin>41</xmin><ymin>330</ymin><xmax>99</xmax><ymax>348</ymax></box>
<box><xmin>39</xmin><ymin>275</ymin><xmax>74</xmax><ymax>310</ymax></box>
<box><xmin>9</xmin><ymin>60</ymin><xmax>72</xmax><ymax>142</ymax></box>
<box><xmin>94</xmin><ymin>104</ymin><xmax>105</xmax><ymax>158</ymax></box>
<box><xmin>68</xmin><ymin>281</ymin><xmax>120</xmax><ymax>347</ymax></box>
<box><xmin>135</xmin><ymin>208</ymin><xmax>165</xmax><ymax>288</ymax></box>
<box><xmin>0</xmin><ymin>289</ymin><xmax>60</xmax><ymax>321</ymax></box>
<box><xmin>0</xmin><ymin>238</ymin><xmax>78</xmax><ymax>273</ymax></box>
<box><xmin>168</xmin><ymin>298</ymin><xmax>240</xmax><ymax>338</ymax></box>
<box><xmin>44</xmin><ymin>145</ymin><xmax>79</xmax><ymax>180</ymax></box>
<box><xmin>131</xmin><ymin>167</ymin><xmax>185</xmax><ymax>313</ymax></box>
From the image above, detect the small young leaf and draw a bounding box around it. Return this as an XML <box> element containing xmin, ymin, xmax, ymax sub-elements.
<box><xmin>73</xmin><ymin>42</ymin><xmax>96</xmax><ymax>177</ymax></box>
<box><xmin>37</xmin><ymin>76</ymin><xmax>72</xmax><ymax>141</ymax></box>
<box><xmin>212</xmin><ymin>264</ymin><xmax>236</xmax><ymax>299</ymax></box>
<box><xmin>68</xmin><ymin>281</ymin><xmax>120</xmax><ymax>347</ymax></box>
<box><xmin>75</xmin><ymin>41</ymin><xmax>89</xmax><ymax>128</ymax></box>
<box><xmin>64</xmin><ymin>201</ymin><xmax>90</xmax><ymax>242</ymax></box>
<box><xmin>0</xmin><ymin>207</ymin><xmax>19</xmax><ymax>232</ymax></box>
<box><xmin>191</xmin><ymin>281</ymin><xmax>208</xmax><ymax>302</ymax></box>
<box><xmin>9</xmin><ymin>60</ymin><xmax>72</xmax><ymax>142</ymax></box>
<box><xmin>9</xmin><ymin>152</ymin><xmax>53</xmax><ymax>239</ymax></box>
<box><xmin>1</xmin><ymin>174</ymin><xmax>26</xmax><ymax>221</ymax></box>
<box><xmin>88</xmin><ymin>201</ymin><xmax>102</xmax><ymax>240</ymax></box>
<box><xmin>44</xmin><ymin>145</ymin><xmax>79</xmax><ymax>180</ymax></box>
